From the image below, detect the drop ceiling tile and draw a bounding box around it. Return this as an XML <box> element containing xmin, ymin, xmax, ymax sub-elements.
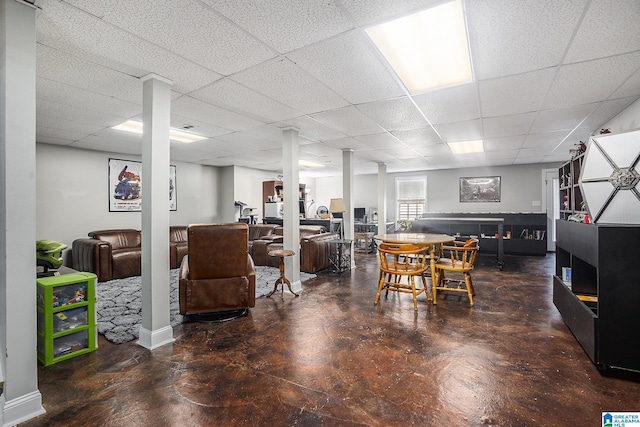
<box><xmin>391</xmin><ymin>127</ymin><xmax>442</xmax><ymax>146</ymax></box>
<box><xmin>356</xmin><ymin>150</ymin><xmax>398</xmax><ymax>163</ymax></box>
<box><xmin>356</xmin><ymin>97</ymin><xmax>428</xmax><ymax>132</ymax></box>
<box><xmin>203</xmin><ymin>0</ymin><xmax>353</xmax><ymax>53</ymax></box>
<box><xmin>299</xmin><ymin>144</ymin><xmax>337</xmax><ymax>159</ymax></box>
<box><xmin>406</xmin><ymin>142</ymin><xmax>450</xmax><ymax>157</ymax></box>
<box><xmin>231</xmin><ymin>58</ymin><xmax>350</xmax><ymax>114</ymax></box>
<box><xmin>190</xmin><ymin>79</ymin><xmax>303</xmax><ymax>123</ymax></box>
<box><xmin>485</xmin><ymin>149</ymin><xmax>520</xmax><ymax>161</ymax></box>
<box><xmin>36</xmin><ymin>115</ymin><xmax>106</xmax><ymax>135</ymax></box>
<box><xmin>37</xmin><ymin>78</ymin><xmax>142</xmax><ymax>118</ymax></box>
<box><xmin>581</xmin><ymin>97</ymin><xmax>639</xmax><ymax>131</ymax></box>
<box><xmin>514</xmin><ymin>156</ymin><xmax>546</xmax><ymax>164</ymax></box>
<box><xmin>478</xmin><ymin>68</ymin><xmax>556</xmax><ymax>117</ymax></box>
<box><xmin>565</xmin><ymin>0</ymin><xmax>640</xmax><ymax>63</ymax></box>
<box><xmin>433</xmin><ymin>119</ymin><xmax>483</xmax><ymax>143</ymax></box>
<box><xmin>172</xmin><ymin>96</ymin><xmax>265</xmax><ymax>132</ymax></box>
<box><xmin>288</xmin><ymin>30</ymin><xmax>404</xmax><ymax>104</ymax></box>
<box><xmin>35</xmin><ymin>127</ymin><xmax>87</xmax><ymax>142</ymax></box>
<box><xmin>484</xmin><ymin>136</ymin><xmax>526</xmax><ymax>151</ymax></box>
<box><xmin>523</xmin><ymin>131</ymin><xmax>571</xmax><ymax>148</ymax></box>
<box><xmin>353</xmin><ymin>133</ymin><xmax>403</xmax><ymax>150</ymax></box>
<box><xmin>70</xmin><ymin>134</ymin><xmax>142</xmax><ymax>156</ymax></box>
<box><xmin>610</xmin><ymin>70</ymin><xmax>640</xmax><ymax>99</ymax></box>
<box><xmin>483</xmin><ymin>113</ymin><xmax>535</xmax><ymax>139</ymax></box>
<box><xmin>170</xmin><ymin>115</ymin><xmax>233</xmax><ymax>138</ymax></box>
<box><xmin>215</xmin><ymin>132</ymin><xmax>281</xmax><ymax>151</ymax></box>
<box><xmin>517</xmin><ymin>146</ymin><xmax>556</xmax><ymax>158</ymax></box>
<box><xmin>37</xmin><ymin>99</ymin><xmax>127</xmax><ymax>128</ymax></box>
<box><xmin>65</xmin><ymin>0</ymin><xmax>275</xmax><ymax>76</ymax></box>
<box><xmin>413</xmin><ymin>83</ymin><xmax>480</xmax><ymax>125</ymax></box>
<box><xmin>277</xmin><ymin>116</ymin><xmax>348</xmax><ymax>142</ymax></box>
<box><xmin>530</xmin><ymin>104</ymin><xmax>598</xmax><ymax>133</ymax></box>
<box><xmin>467</xmin><ymin>0</ymin><xmax>586</xmax><ymax>79</ymax></box>
<box><xmin>310</xmin><ymin>106</ymin><xmax>385</xmax><ymax>136</ymax></box>
<box><xmin>35</xmin><ymin>136</ymin><xmax>74</xmax><ymax>146</ymax></box>
<box><xmin>322</xmin><ymin>137</ymin><xmax>368</xmax><ymax>150</ymax></box>
<box><xmin>543</xmin><ymin>52</ymin><xmax>640</xmax><ymax>110</ymax></box>
<box><xmin>37</xmin><ymin>1</ymin><xmax>222</xmax><ymax>93</ymax></box>
<box><xmin>340</xmin><ymin>0</ymin><xmax>441</xmax><ymax>26</ymax></box>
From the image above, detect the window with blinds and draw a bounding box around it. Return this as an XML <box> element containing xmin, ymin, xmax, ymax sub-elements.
<box><xmin>396</xmin><ymin>177</ymin><xmax>426</xmax><ymax>220</ymax></box>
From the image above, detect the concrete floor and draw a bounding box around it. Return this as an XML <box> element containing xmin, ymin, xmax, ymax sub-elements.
<box><xmin>24</xmin><ymin>252</ymin><xmax>640</xmax><ymax>426</ymax></box>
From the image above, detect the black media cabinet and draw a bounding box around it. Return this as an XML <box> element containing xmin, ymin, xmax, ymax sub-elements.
<box><xmin>553</xmin><ymin>220</ymin><xmax>640</xmax><ymax>372</ymax></box>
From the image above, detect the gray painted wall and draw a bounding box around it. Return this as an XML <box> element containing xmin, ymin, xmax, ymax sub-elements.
<box><xmin>36</xmin><ymin>144</ymin><xmax>222</xmax><ymax>262</ymax></box>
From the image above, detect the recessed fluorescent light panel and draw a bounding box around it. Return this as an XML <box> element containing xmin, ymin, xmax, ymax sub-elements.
<box><xmin>365</xmin><ymin>0</ymin><xmax>472</xmax><ymax>94</ymax></box>
<box><xmin>299</xmin><ymin>160</ymin><xmax>325</xmax><ymax>168</ymax></box>
<box><xmin>448</xmin><ymin>139</ymin><xmax>484</xmax><ymax>154</ymax></box>
<box><xmin>112</xmin><ymin>120</ymin><xmax>207</xmax><ymax>143</ymax></box>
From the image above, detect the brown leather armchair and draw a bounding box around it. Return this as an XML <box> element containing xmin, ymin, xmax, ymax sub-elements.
<box><xmin>179</xmin><ymin>223</ymin><xmax>256</xmax><ymax>316</ymax></box>
<box><xmin>169</xmin><ymin>226</ymin><xmax>188</xmax><ymax>269</ymax></box>
<box><xmin>72</xmin><ymin>229</ymin><xmax>141</xmax><ymax>282</ymax></box>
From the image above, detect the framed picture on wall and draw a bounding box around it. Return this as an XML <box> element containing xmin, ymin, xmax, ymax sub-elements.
<box><xmin>459</xmin><ymin>176</ymin><xmax>501</xmax><ymax>203</ymax></box>
<box><xmin>108</xmin><ymin>158</ymin><xmax>177</xmax><ymax>211</ymax></box>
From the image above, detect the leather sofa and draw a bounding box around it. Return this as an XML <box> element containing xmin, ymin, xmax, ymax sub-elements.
<box><xmin>251</xmin><ymin>225</ymin><xmax>339</xmax><ymax>273</ymax></box>
<box><xmin>72</xmin><ymin>227</ymin><xmax>188</xmax><ymax>282</ymax></box>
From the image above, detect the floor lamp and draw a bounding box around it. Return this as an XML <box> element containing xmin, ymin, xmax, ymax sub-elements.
<box><xmin>329</xmin><ymin>198</ymin><xmax>346</xmax><ymax>239</ymax></box>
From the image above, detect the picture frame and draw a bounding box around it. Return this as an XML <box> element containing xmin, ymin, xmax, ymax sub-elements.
<box><xmin>108</xmin><ymin>158</ymin><xmax>177</xmax><ymax>212</ymax></box>
<box><xmin>459</xmin><ymin>176</ymin><xmax>501</xmax><ymax>203</ymax></box>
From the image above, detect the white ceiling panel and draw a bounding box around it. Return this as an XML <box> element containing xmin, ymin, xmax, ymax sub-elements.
<box><xmin>467</xmin><ymin>0</ymin><xmax>586</xmax><ymax>80</ymax></box>
<box><xmin>483</xmin><ymin>113</ymin><xmax>535</xmax><ymax>139</ymax></box>
<box><xmin>300</xmin><ymin>143</ymin><xmax>342</xmax><ymax>158</ymax></box>
<box><xmin>288</xmin><ymin>30</ymin><xmax>404</xmax><ymax>104</ymax></box>
<box><xmin>357</xmin><ymin>97</ymin><xmax>428</xmax><ymax>132</ymax></box>
<box><xmin>231</xmin><ymin>58</ymin><xmax>350</xmax><ymax>114</ymax></box>
<box><xmin>37</xmin><ymin>0</ymin><xmax>222</xmax><ymax>94</ymax></box>
<box><xmin>433</xmin><ymin>120</ymin><xmax>483</xmax><ymax>143</ymax></box>
<box><xmin>340</xmin><ymin>0</ymin><xmax>443</xmax><ymax>26</ymax></box>
<box><xmin>37</xmin><ymin>99</ymin><xmax>127</xmax><ymax>129</ymax></box>
<box><xmin>190</xmin><ymin>78</ymin><xmax>303</xmax><ymax>123</ymax></box>
<box><xmin>485</xmin><ymin>149</ymin><xmax>520</xmax><ymax>161</ymax></box>
<box><xmin>484</xmin><ymin>136</ymin><xmax>526</xmax><ymax>152</ymax></box>
<box><xmin>36</xmin><ymin>115</ymin><xmax>105</xmax><ymax>136</ymax></box>
<box><xmin>581</xmin><ymin>97</ymin><xmax>639</xmax><ymax>131</ymax></box>
<box><xmin>214</xmin><ymin>132</ymin><xmax>281</xmax><ymax>151</ymax></box>
<box><xmin>310</xmin><ymin>106</ymin><xmax>385</xmax><ymax>136</ymax></box>
<box><xmin>171</xmin><ymin>96</ymin><xmax>265</xmax><ymax>132</ymax></box>
<box><xmin>610</xmin><ymin>69</ymin><xmax>640</xmax><ymax>99</ymax></box>
<box><xmin>203</xmin><ymin>0</ymin><xmax>353</xmax><ymax>54</ymax></box>
<box><xmin>169</xmin><ymin>115</ymin><xmax>233</xmax><ymax>139</ymax></box>
<box><xmin>354</xmin><ymin>133</ymin><xmax>403</xmax><ymax>150</ymax></box>
<box><xmin>523</xmin><ymin>131</ymin><xmax>571</xmax><ymax>148</ymax></box>
<box><xmin>278</xmin><ymin>116</ymin><xmax>348</xmax><ymax>142</ymax></box>
<box><xmin>391</xmin><ymin>127</ymin><xmax>442</xmax><ymax>146</ymax></box>
<box><xmin>530</xmin><ymin>104</ymin><xmax>598</xmax><ymax>134</ymax></box>
<box><xmin>322</xmin><ymin>137</ymin><xmax>369</xmax><ymax>150</ymax></box>
<box><xmin>413</xmin><ymin>83</ymin><xmax>480</xmax><ymax>125</ymax></box>
<box><xmin>65</xmin><ymin>0</ymin><xmax>276</xmax><ymax>76</ymax></box>
<box><xmin>564</xmin><ymin>0</ymin><xmax>640</xmax><ymax>64</ymax></box>
<box><xmin>478</xmin><ymin>68</ymin><xmax>556</xmax><ymax>117</ymax></box>
<box><xmin>543</xmin><ymin>52</ymin><xmax>640</xmax><ymax>110</ymax></box>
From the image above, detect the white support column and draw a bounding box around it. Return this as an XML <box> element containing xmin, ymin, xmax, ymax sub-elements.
<box><xmin>0</xmin><ymin>1</ymin><xmax>45</xmax><ymax>425</ymax></box>
<box><xmin>342</xmin><ymin>149</ymin><xmax>355</xmax><ymax>269</ymax></box>
<box><xmin>138</xmin><ymin>73</ymin><xmax>174</xmax><ymax>350</ymax></box>
<box><xmin>282</xmin><ymin>128</ymin><xmax>301</xmax><ymax>292</ymax></box>
<box><xmin>378</xmin><ymin>163</ymin><xmax>387</xmax><ymax>235</ymax></box>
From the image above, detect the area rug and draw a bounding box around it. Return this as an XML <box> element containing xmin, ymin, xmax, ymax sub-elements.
<box><xmin>96</xmin><ymin>266</ymin><xmax>316</xmax><ymax>344</ymax></box>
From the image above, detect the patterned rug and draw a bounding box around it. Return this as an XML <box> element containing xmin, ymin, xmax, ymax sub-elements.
<box><xmin>96</xmin><ymin>266</ymin><xmax>316</xmax><ymax>344</ymax></box>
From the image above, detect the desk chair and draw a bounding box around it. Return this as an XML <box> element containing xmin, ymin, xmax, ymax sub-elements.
<box><xmin>375</xmin><ymin>242</ymin><xmax>430</xmax><ymax>311</ymax></box>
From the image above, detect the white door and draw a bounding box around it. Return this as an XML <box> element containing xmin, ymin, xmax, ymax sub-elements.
<box><xmin>542</xmin><ymin>169</ymin><xmax>559</xmax><ymax>252</ymax></box>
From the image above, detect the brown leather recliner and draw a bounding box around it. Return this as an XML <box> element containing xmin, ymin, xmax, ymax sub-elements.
<box><xmin>169</xmin><ymin>226</ymin><xmax>188</xmax><ymax>269</ymax></box>
<box><xmin>179</xmin><ymin>223</ymin><xmax>256</xmax><ymax>316</ymax></box>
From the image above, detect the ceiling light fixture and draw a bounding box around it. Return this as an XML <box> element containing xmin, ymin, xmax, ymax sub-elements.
<box><xmin>112</xmin><ymin>120</ymin><xmax>207</xmax><ymax>143</ymax></box>
<box><xmin>299</xmin><ymin>159</ymin><xmax>325</xmax><ymax>168</ymax></box>
<box><xmin>365</xmin><ymin>0</ymin><xmax>472</xmax><ymax>94</ymax></box>
<box><xmin>448</xmin><ymin>139</ymin><xmax>484</xmax><ymax>154</ymax></box>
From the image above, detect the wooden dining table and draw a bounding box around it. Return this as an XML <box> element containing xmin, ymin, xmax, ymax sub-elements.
<box><xmin>373</xmin><ymin>233</ymin><xmax>456</xmax><ymax>284</ymax></box>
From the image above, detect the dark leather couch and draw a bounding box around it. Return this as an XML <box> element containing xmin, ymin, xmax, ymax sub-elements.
<box><xmin>72</xmin><ymin>227</ymin><xmax>188</xmax><ymax>282</ymax></box>
<box><xmin>251</xmin><ymin>225</ymin><xmax>339</xmax><ymax>273</ymax></box>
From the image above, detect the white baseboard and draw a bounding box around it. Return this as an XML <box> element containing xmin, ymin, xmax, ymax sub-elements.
<box><xmin>1</xmin><ymin>390</ymin><xmax>45</xmax><ymax>427</ymax></box>
<box><xmin>137</xmin><ymin>325</ymin><xmax>175</xmax><ymax>350</ymax></box>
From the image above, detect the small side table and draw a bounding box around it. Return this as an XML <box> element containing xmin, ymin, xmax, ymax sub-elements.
<box><xmin>354</xmin><ymin>232</ymin><xmax>376</xmax><ymax>253</ymax></box>
<box><xmin>328</xmin><ymin>239</ymin><xmax>353</xmax><ymax>273</ymax></box>
<box><xmin>267</xmin><ymin>249</ymin><xmax>299</xmax><ymax>300</ymax></box>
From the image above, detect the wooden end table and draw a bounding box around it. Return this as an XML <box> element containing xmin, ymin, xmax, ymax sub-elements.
<box><xmin>267</xmin><ymin>249</ymin><xmax>299</xmax><ymax>300</ymax></box>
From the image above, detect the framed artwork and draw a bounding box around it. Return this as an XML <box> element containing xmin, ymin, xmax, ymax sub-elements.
<box><xmin>459</xmin><ymin>176</ymin><xmax>501</xmax><ymax>203</ymax></box>
<box><xmin>108</xmin><ymin>158</ymin><xmax>177</xmax><ymax>212</ymax></box>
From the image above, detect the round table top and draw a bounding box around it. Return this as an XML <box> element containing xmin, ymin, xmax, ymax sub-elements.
<box><xmin>268</xmin><ymin>249</ymin><xmax>295</xmax><ymax>257</ymax></box>
<box><xmin>374</xmin><ymin>233</ymin><xmax>455</xmax><ymax>245</ymax></box>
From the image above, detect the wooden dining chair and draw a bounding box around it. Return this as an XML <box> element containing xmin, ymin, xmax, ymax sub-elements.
<box><xmin>375</xmin><ymin>242</ymin><xmax>430</xmax><ymax>311</ymax></box>
<box><xmin>433</xmin><ymin>238</ymin><xmax>479</xmax><ymax>306</ymax></box>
